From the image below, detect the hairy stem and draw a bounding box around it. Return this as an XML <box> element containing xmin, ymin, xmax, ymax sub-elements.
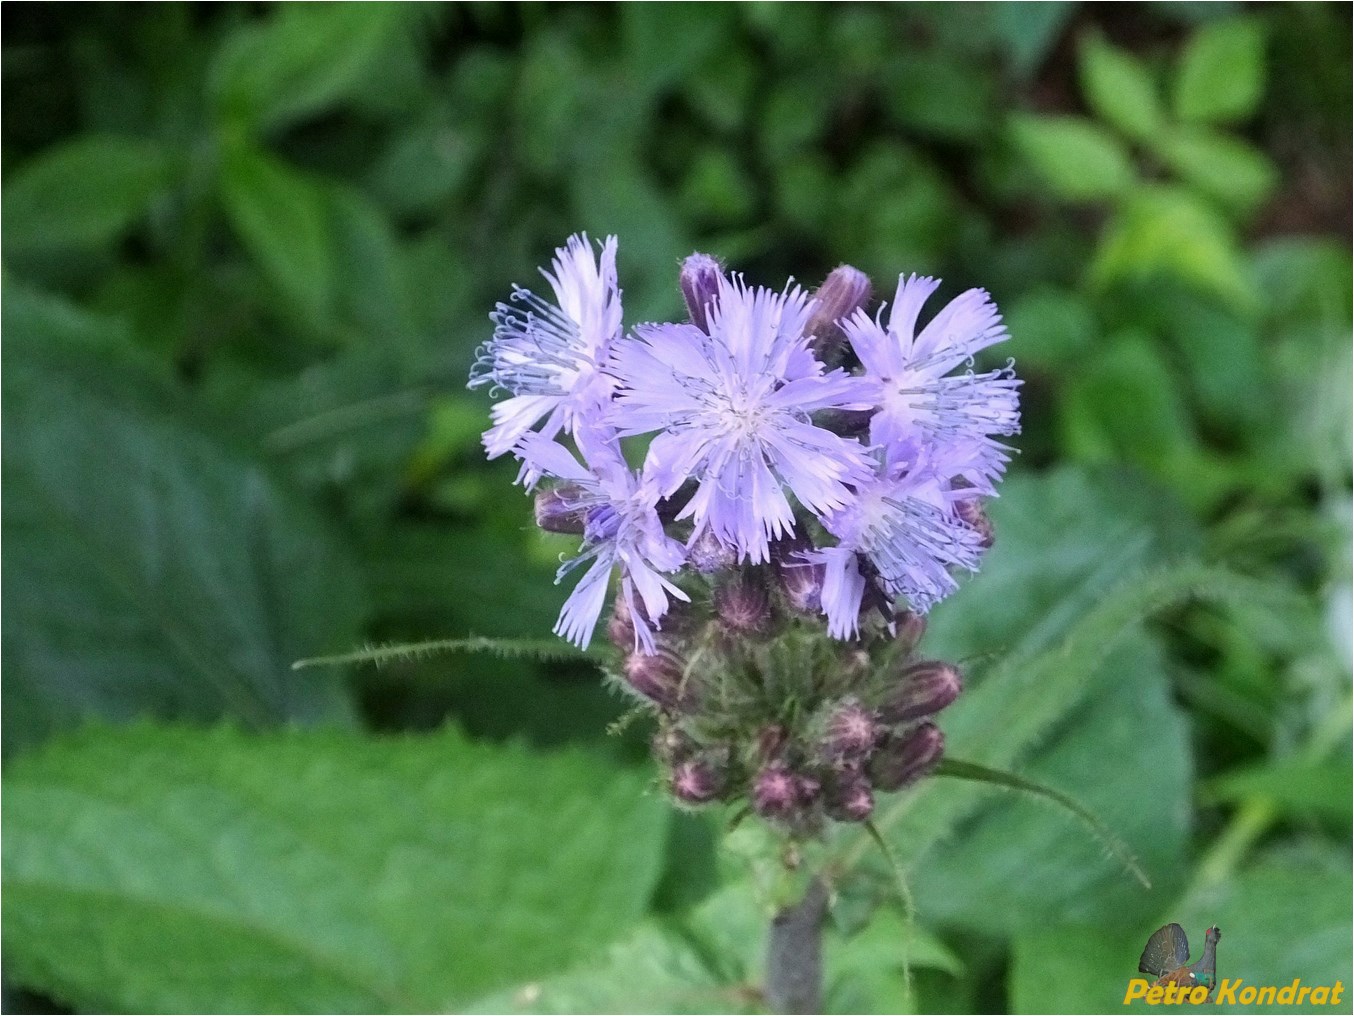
<box><xmin>765</xmin><ymin>876</ymin><xmax>828</xmax><ymax>1014</ymax></box>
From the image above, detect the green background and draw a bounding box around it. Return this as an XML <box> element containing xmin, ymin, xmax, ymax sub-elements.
<box><xmin>3</xmin><ymin>3</ymin><xmax>1350</xmax><ymax>1013</ymax></box>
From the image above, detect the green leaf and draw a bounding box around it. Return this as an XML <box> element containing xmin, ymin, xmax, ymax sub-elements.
<box><xmin>211</xmin><ymin>5</ymin><xmax>422</xmax><ymax>132</ymax></box>
<box><xmin>1009</xmin><ymin>114</ymin><xmax>1136</xmax><ymax>200</ymax></box>
<box><xmin>1174</xmin><ymin>17</ymin><xmax>1267</xmax><ymax>124</ymax></box>
<box><xmin>917</xmin><ymin>640</ymin><xmax>1190</xmax><ymax>937</ymax></box>
<box><xmin>1205</xmin><ymin>759</ymin><xmax>1353</xmax><ymax>824</ymax></box>
<box><xmin>1</xmin><ymin>304</ymin><xmax>362</xmax><ymax>755</ymax></box>
<box><xmin>1060</xmin><ymin>335</ymin><xmax>1202</xmax><ymax>492</ymax></box>
<box><xmin>934</xmin><ymin>756</ymin><xmax>1151</xmax><ymax>891</ymax></box>
<box><xmin>1079</xmin><ymin>34</ymin><xmax>1163</xmax><ymax>141</ymax></box>
<box><xmin>464</xmin><ymin>880</ymin><xmax>764</xmax><ymax>1015</ymax></box>
<box><xmin>1002</xmin><ymin>288</ymin><xmax>1096</xmax><ymax>370</ymax></box>
<box><xmin>2</xmin><ymin>135</ymin><xmax>172</xmax><ymax>251</ymax></box>
<box><xmin>2</xmin><ymin>724</ymin><xmax>670</xmax><ymax>1013</ymax></box>
<box><xmin>850</xmin><ymin>561</ymin><xmax>1285</xmax><ymax>883</ymax></box>
<box><xmin>1010</xmin><ymin>845</ymin><xmax>1353</xmax><ymax>1013</ymax></box>
<box><xmin>1156</xmin><ymin>127</ymin><xmax>1279</xmax><ymax>215</ymax></box>
<box><xmin>1092</xmin><ymin>185</ymin><xmax>1253</xmax><ymax>313</ymax></box>
<box><xmin>220</xmin><ymin>143</ymin><xmax>335</xmax><ymax>328</ymax></box>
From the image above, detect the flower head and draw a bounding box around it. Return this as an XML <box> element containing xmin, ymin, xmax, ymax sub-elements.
<box><xmin>809</xmin><ymin>451</ymin><xmax>986</xmax><ymax>638</ymax></box>
<box><xmin>515</xmin><ymin>430</ymin><xmax>687</xmax><ymax>652</ymax></box>
<box><xmin>609</xmin><ymin>276</ymin><xmax>874</xmax><ymax>564</ymax></box>
<box><xmin>469</xmin><ymin>234</ymin><xmax>622</xmax><ymax>459</ymax></box>
<box><xmin>843</xmin><ymin>274</ymin><xmax>1021</xmax><ymax>491</ymax></box>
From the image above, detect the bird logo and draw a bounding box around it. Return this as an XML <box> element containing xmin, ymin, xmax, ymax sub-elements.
<box><xmin>1138</xmin><ymin>924</ymin><xmax>1222</xmax><ymax>1000</ymax></box>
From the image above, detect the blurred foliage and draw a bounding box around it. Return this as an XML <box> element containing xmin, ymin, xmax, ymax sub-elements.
<box><xmin>2</xmin><ymin>3</ymin><xmax>1350</xmax><ymax>1013</ymax></box>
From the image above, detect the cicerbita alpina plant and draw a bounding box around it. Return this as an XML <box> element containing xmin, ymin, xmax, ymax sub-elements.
<box><xmin>469</xmin><ymin>234</ymin><xmax>1021</xmax><ymax>838</ymax></box>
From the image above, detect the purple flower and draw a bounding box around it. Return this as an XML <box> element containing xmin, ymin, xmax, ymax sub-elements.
<box><xmin>469</xmin><ymin>234</ymin><xmax>622</xmax><ymax>459</ymax></box>
<box><xmin>515</xmin><ymin>430</ymin><xmax>687</xmax><ymax>653</ymax></box>
<box><xmin>842</xmin><ymin>275</ymin><xmax>1021</xmax><ymax>491</ymax></box>
<box><xmin>809</xmin><ymin>451</ymin><xmax>986</xmax><ymax>639</ymax></box>
<box><xmin>609</xmin><ymin>276</ymin><xmax>874</xmax><ymax>564</ymax></box>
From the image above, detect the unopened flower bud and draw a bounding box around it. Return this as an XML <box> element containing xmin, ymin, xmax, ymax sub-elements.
<box><xmin>688</xmin><ymin>528</ymin><xmax>736</xmax><ymax>574</ymax></box>
<box><xmin>753</xmin><ymin>762</ymin><xmax>819</xmax><ymax>818</ymax></box>
<box><xmin>877</xmin><ymin>662</ymin><xmax>962</xmax><ymax>725</ymax></box>
<box><xmin>956</xmin><ymin>498</ymin><xmax>995</xmax><ymax>550</ymax></box>
<box><xmin>671</xmin><ymin>757</ymin><xmax>724</xmax><ymax>804</ymax></box>
<box><xmin>824</xmin><ymin>700</ymin><xmax>880</xmax><ymax>765</ymax></box>
<box><xmin>679</xmin><ymin>253</ymin><xmax>726</xmax><ymax>334</ymax></box>
<box><xmin>714</xmin><ymin>574</ymin><xmax>772</xmax><ymax>636</ymax></box>
<box><xmin>771</xmin><ymin>534</ymin><xmax>824</xmax><ymax>615</ymax></box>
<box><xmin>870</xmin><ymin>722</ymin><xmax>944</xmax><ymax>792</ymax></box>
<box><xmin>807</xmin><ymin>265</ymin><xmax>872</xmax><ymax>363</ymax></box>
<box><xmin>623</xmin><ymin>649</ymin><xmax>691</xmax><ymax>711</ymax></box>
<box><xmin>533</xmin><ymin>485</ymin><xmax>586</xmax><ymax>534</ymax></box>
<box><xmin>825</xmin><ymin>766</ymin><xmax>875</xmax><ymax>823</ymax></box>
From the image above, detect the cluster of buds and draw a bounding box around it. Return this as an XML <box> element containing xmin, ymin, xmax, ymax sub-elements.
<box><xmin>613</xmin><ymin>578</ymin><xmax>963</xmax><ymax>832</ymax></box>
<box><xmin>472</xmin><ymin>238</ymin><xmax>1018</xmax><ymax>834</ymax></box>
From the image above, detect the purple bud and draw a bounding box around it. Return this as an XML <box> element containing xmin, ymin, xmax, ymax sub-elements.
<box><xmin>825</xmin><ymin>766</ymin><xmax>875</xmax><ymax>823</ymax></box>
<box><xmin>533</xmin><ymin>485</ymin><xmax>586</xmax><ymax>534</ymax></box>
<box><xmin>623</xmin><ymin>649</ymin><xmax>691</xmax><ymax>711</ymax></box>
<box><xmin>771</xmin><ymin>534</ymin><xmax>824</xmax><ymax>615</ymax></box>
<box><xmin>824</xmin><ymin>700</ymin><xmax>880</xmax><ymax>765</ymax></box>
<box><xmin>955</xmin><ymin>498</ymin><xmax>995</xmax><ymax>550</ymax></box>
<box><xmin>714</xmin><ymin>574</ymin><xmax>772</xmax><ymax>636</ymax></box>
<box><xmin>877</xmin><ymin>662</ymin><xmax>963</xmax><ymax>725</ymax></box>
<box><xmin>671</xmin><ymin>758</ymin><xmax>723</xmax><ymax>804</ymax></box>
<box><xmin>679</xmin><ymin>253</ymin><xmax>726</xmax><ymax>333</ymax></box>
<box><xmin>807</xmin><ymin>265</ymin><xmax>872</xmax><ymax>363</ymax></box>
<box><xmin>688</xmin><ymin>528</ymin><xmax>736</xmax><ymax>574</ymax></box>
<box><xmin>752</xmin><ymin>764</ymin><xmax>801</xmax><ymax>818</ymax></box>
<box><xmin>870</xmin><ymin>722</ymin><xmax>945</xmax><ymax>792</ymax></box>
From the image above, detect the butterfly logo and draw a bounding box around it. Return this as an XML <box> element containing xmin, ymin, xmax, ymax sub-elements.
<box><xmin>1138</xmin><ymin>923</ymin><xmax>1222</xmax><ymax>1000</ymax></box>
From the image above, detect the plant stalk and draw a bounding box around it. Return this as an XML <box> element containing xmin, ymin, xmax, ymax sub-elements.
<box><xmin>765</xmin><ymin>876</ymin><xmax>828</xmax><ymax>1014</ymax></box>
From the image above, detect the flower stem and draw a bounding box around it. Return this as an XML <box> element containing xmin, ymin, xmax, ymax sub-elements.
<box><xmin>765</xmin><ymin>876</ymin><xmax>828</xmax><ymax>1014</ymax></box>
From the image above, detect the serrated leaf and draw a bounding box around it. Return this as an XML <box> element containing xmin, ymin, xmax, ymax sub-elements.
<box><xmin>1009</xmin><ymin>114</ymin><xmax>1136</xmax><ymax>200</ymax></box>
<box><xmin>2</xmin><ymin>724</ymin><xmax>670</xmax><ymax>1014</ymax></box>
<box><xmin>1079</xmin><ymin>34</ymin><xmax>1163</xmax><ymax>141</ymax></box>
<box><xmin>211</xmin><ymin>5</ymin><xmax>420</xmax><ymax>132</ymax></box>
<box><xmin>2</xmin><ymin>135</ymin><xmax>173</xmax><ymax>251</ymax></box>
<box><xmin>848</xmin><ymin>561</ymin><xmax>1287</xmax><ymax>883</ymax></box>
<box><xmin>917</xmin><ymin>640</ymin><xmax>1190</xmax><ymax>936</ymax></box>
<box><xmin>1156</xmin><ymin>127</ymin><xmax>1279</xmax><ymax>214</ymax></box>
<box><xmin>1174</xmin><ymin>17</ymin><xmax>1267</xmax><ymax>124</ymax></box>
<box><xmin>1</xmin><ymin>304</ymin><xmax>362</xmax><ymax>756</ymax></box>
<box><xmin>221</xmin><ymin>143</ymin><xmax>335</xmax><ymax>327</ymax></box>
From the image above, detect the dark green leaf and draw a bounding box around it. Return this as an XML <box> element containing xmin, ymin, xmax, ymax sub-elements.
<box><xmin>2</xmin><ymin>135</ymin><xmax>172</xmax><ymax>251</ymax></box>
<box><xmin>220</xmin><ymin>143</ymin><xmax>335</xmax><ymax>328</ymax></box>
<box><xmin>2</xmin><ymin>723</ymin><xmax>670</xmax><ymax>1013</ymax></box>
<box><xmin>211</xmin><ymin>5</ymin><xmax>422</xmax><ymax>132</ymax></box>
<box><xmin>1</xmin><ymin>307</ymin><xmax>362</xmax><ymax>755</ymax></box>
